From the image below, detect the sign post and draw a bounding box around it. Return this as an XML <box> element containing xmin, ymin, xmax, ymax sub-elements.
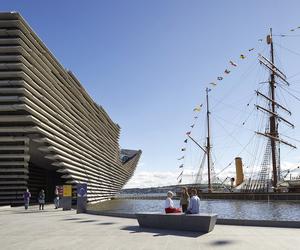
<box><xmin>61</xmin><ymin>185</ymin><xmax>72</xmax><ymax>211</ymax></box>
<box><xmin>76</xmin><ymin>183</ymin><xmax>87</xmax><ymax>213</ymax></box>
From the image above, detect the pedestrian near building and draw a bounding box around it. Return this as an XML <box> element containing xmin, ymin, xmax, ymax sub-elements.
<box><xmin>54</xmin><ymin>187</ymin><xmax>60</xmax><ymax>209</ymax></box>
<box><xmin>23</xmin><ymin>188</ymin><xmax>31</xmax><ymax>210</ymax></box>
<box><xmin>180</xmin><ymin>187</ymin><xmax>190</xmax><ymax>212</ymax></box>
<box><xmin>38</xmin><ymin>189</ymin><xmax>45</xmax><ymax>210</ymax></box>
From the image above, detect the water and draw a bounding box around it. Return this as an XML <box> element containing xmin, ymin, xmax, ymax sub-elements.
<box><xmin>89</xmin><ymin>199</ymin><xmax>300</xmax><ymax>221</ymax></box>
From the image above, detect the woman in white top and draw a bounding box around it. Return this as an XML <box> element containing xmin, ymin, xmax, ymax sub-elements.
<box><xmin>164</xmin><ymin>191</ymin><xmax>181</xmax><ymax>213</ymax></box>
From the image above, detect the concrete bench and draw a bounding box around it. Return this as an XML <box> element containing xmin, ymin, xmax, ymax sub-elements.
<box><xmin>136</xmin><ymin>213</ymin><xmax>217</xmax><ymax>233</ymax></box>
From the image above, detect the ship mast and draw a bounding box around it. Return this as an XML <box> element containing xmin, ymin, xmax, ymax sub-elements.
<box><xmin>256</xmin><ymin>28</ymin><xmax>296</xmax><ymax>191</ymax></box>
<box><xmin>269</xmin><ymin>28</ymin><xmax>279</xmax><ymax>188</ymax></box>
<box><xmin>187</xmin><ymin>88</ymin><xmax>212</xmax><ymax>192</ymax></box>
<box><xmin>206</xmin><ymin>87</ymin><xmax>212</xmax><ymax>192</ymax></box>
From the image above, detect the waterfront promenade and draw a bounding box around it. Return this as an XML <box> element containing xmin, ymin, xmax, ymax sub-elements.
<box><xmin>0</xmin><ymin>205</ymin><xmax>299</xmax><ymax>250</ymax></box>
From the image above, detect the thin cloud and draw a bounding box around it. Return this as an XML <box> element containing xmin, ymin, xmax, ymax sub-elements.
<box><xmin>125</xmin><ymin>161</ymin><xmax>300</xmax><ymax>189</ymax></box>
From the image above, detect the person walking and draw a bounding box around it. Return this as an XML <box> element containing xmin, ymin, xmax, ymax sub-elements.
<box><xmin>54</xmin><ymin>186</ymin><xmax>60</xmax><ymax>209</ymax></box>
<box><xmin>180</xmin><ymin>187</ymin><xmax>190</xmax><ymax>212</ymax></box>
<box><xmin>186</xmin><ymin>189</ymin><xmax>200</xmax><ymax>214</ymax></box>
<box><xmin>23</xmin><ymin>188</ymin><xmax>31</xmax><ymax>210</ymax></box>
<box><xmin>38</xmin><ymin>189</ymin><xmax>45</xmax><ymax>210</ymax></box>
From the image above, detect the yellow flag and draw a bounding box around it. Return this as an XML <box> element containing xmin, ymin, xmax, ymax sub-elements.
<box><xmin>193</xmin><ymin>104</ymin><xmax>202</xmax><ymax>112</ymax></box>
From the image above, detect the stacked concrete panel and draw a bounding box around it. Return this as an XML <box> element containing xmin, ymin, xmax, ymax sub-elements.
<box><xmin>0</xmin><ymin>12</ymin><xmax>141</xmax><ymax>205</ymax></box>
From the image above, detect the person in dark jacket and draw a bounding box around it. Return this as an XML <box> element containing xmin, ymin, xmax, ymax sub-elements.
<box><xmin>180</xmin><ymin>187</ymin><xmax>190</xmax><ymax>212</ymax></box>
<box><xmin>38</xmin><ymin>189</ymin><xmax>45</xmax><ymax>210</ymax></box>
<box><xmin>23</xmin><ymin>188</ymin><xmax>31</xmax><ymax>210</ymax></box>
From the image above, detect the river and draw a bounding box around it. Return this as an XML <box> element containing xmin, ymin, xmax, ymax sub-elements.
<box><xmin>88</xmin><ymin>198</ymin><xmax>300</xmax><ymax>221</ymax></box>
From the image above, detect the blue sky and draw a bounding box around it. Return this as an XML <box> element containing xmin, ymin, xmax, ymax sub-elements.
<box><xmin>2</xmin><ymin>0</ymin><xmax>300</xmax><ymax>187</ymax></box>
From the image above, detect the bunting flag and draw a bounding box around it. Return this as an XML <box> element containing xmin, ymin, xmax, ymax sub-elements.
<box><xmin>229</xmin><ymin>60</ymin><xmax>237</xmax><ymax>67</ymax></box>
<box><xmin>177</xmin><ymin>156</ymin><xmax>184</xmax><ymax>160</ymax></box>
<box><xmin>177</xmin><ymin>171</ymin><xmax>183</xmax><ymax>180</ymax></box>
<box><xmin>177</xmin><ymin>24</ymin><xmax>300</xmax><ymax>177</ymax></box>
<box><xmin>193</xmin><ymin>104</ymin><xmax>202</xmax><ymax>112</ymax></box>
<box><xmin>178</xmin><ymin>178</ymin><xmax>182</xmax><ymax>184</ymax></box>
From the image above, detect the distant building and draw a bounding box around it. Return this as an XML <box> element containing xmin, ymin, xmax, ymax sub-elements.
<box><xmin>0</xmin><ymin>12</ymin><xmax>141</xmax><ymax>205</ymax></box>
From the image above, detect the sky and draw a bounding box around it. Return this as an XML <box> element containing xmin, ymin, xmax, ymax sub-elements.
<box><xmin>2</xmin><ymin>0</ymin><xmax>300</xmax><ymax>188</ymax></box>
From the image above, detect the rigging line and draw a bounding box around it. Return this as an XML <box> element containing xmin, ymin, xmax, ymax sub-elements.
<box><xmin>212</xmin><ymin>46</ymin><xmax>268</xmax><ymax>111</ymax></box>
<box><xmin>213</xmin><ymin>115</ymin><xmax>257</xmax><ymax>158</ymax></box>
<box><xmin>212</xmin><ymin>113</ymin><xmax>255</xmax><ymax>133</ymax></box>
<box><xmin>215</xmin><ymin>133</ymin><xmax>256</xmax><ymax>177</ymax></box>
<box><xmin>249</xmin><ymin>103</ymin><xmax>267</xmax><ymax>178</ymax></box>
<box><xmin>246</xmin><ymin>84</ymin><xmax>265</xmax><ymax>104</ymax></box>
<box><xmin>274</xmin><ymin>42</ymin><xmax>300</xmax><ymax>57</ymax></box>
<box><xmin>212</xmin><ymin>107</ymin><xmax>255</xmax><ymax>166</ymax></box>
<box><xmin>276</xmin><ymin>83</ymin><xmax>289</xmax><ymax>109</ymax></box>
<box><xmin>273</xmin><ymin>34</ymin><xmax>300</xmax><ymax>37</ymax></box>
<box><xmin>211</xmin><ymin>151</ymin><xmax>218</xmax><ymax>167</ymax></box>
<box><xmin>278</xmin><ymin>84</ymin><xmax>300</xmax><ymax>102</ymax></box>
<box><xmin>242</xmin><ymin>106</ymin><xmax>256</xmax><ymax>126</ymax></box>
<box><xmin>274</xmin><ymin>49</ymin><xmax>285</xmax><ymax>74</ymax></box>
<box><xmin>210</xmin><ymin>94</ymin><xmax>254</xmax><ymax>115</ymax></box>
<box><xmin>287</xmin><ymin>71</ymin><xmax>300</xmax><ymax>80</ymax></box>
<box><xmin>249</xmin><ymin>135</ymin><xmax>261</xmax><ymax>179</ymax></box>
<box><xmin>276</xmin><ymin>84</ymin><xmax>293</xmax><ymax>126</ymax></box>
<box><xmin>281</xmin><ymin>134</ymin><xmax>300</xmax><ymax>143</ymax></box>
<box><xmin>279</xmin><ymin>84</ymin><xmax>300</xmax><ymax>95</ymax></box>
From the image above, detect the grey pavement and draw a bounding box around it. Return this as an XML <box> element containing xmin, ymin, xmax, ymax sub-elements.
<box><xmin>0</xmin><ymin>205</ymin><xmax>299</xmax><ymax>250</ymax></box>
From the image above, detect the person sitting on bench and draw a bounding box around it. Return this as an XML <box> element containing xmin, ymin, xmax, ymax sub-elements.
<box><xmin>186</xmin><ymin>189</ymin><xmax>200</xmax><ymax>214</ymax></box>
<box><xmin>164</xmin><ymin>191</ymin><xmax>181</xmax><ymax>213</ymax></box>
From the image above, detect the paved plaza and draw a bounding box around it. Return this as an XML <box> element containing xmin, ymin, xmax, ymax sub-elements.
<box><xmin>0</xmin><ymin>205</ymin><xmax>299</xmax><ymax>250</ymax></box>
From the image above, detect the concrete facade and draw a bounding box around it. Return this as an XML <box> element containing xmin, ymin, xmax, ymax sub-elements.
<box><xmin>0</xmin><ymin>12</ymin><xmax>141</xmax><ymax>205</ymax></box>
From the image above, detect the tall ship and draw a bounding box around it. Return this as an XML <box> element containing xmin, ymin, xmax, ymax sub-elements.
<box><xmin>177</xmin><ymin>29</ymin><xmax>300</xmax><ymax>197</ymax></box>
<box><xmin>0</xmin><ymin>12</ymin><xmax>141</xmax><ymax>205</ymax></box>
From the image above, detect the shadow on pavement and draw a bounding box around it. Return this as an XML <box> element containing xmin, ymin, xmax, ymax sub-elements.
<box><xmin>10</xmin><ymin>210</ymin><xmax>63</xmax><ymax>214</ymax></box>
<box><xmin>62</xmin><ymin>218</ymin><xmax>83</xmax><ymax>221</ymax></box>
<box><xmin>62</xmin><ymin>218</ymin><xmax>116</xmax><ymax>225</ymax></box>
<box><xmin>209</xmin><ymin>240</ymin><xmax>236</xmax><ymax>246</ymax></box>
<box><xmin>98</xmin><ymin>222</ymin><xmax>116</xmax><ymax>225</ymax></box>
<box><xmin>120</xmin><ymin>225</ymin><xmax>206</xmax><ymax>238</ymax></box>
<box><xmin>75</xmin><ymin>219</ymin><xmax>98</xmax><ymax>223</ymax></box>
